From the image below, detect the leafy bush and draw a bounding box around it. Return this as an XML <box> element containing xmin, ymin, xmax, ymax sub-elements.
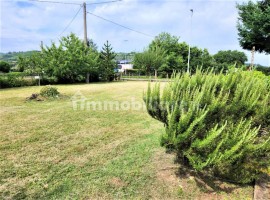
<box><xmin>40</xmin><ymin>86</ymin><xmax>59</xmax><ymax>98</ymax></box>
<box><xmin>144</xmin><ymin>69</ymin><xmax>270</xmax><ymax>184</ymax></box>
<box><xmin>0</xmin><ymin>61</ymin><xmax>11</xmax><ymax>73</ymax></box>
<box><xmin>0</xmin><ymin>73</ymin><xmax>37</xmax><ymax>88</ymax></box>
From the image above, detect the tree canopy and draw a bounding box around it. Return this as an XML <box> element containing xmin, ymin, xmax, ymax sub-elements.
<box><xmin>133</xmin><ymin>46</ymin><xmax>166</xmax><ymax>76</ymax></box>
<box><xmin>0</xmin><ymin>61</ymin><xmax>11</xmax><ymax>73</ymax></box>
<box><xmin>213</xmin><ymin>50</ymin><xmax>248</xmax><ymax>67</ymax></box>
<box><xmin>134</xmin><ymin>32</ymin><xmax>214</xmax><ymax>76</ymax></box>
<box><xmin>18</xmin><ymin>33</ymin><xmax>103</xmax><ymax>83</ymax></box>
<box><xmin>237</xmin><ymin>0</ymin><xmax>270</xmax><ymax>53</ymax></box>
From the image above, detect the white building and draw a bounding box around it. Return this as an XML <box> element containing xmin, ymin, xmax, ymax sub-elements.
<box><xmin>116</xmin><ymin>60</ymin><xmax>133</xmax><ymax>73</ymax></box>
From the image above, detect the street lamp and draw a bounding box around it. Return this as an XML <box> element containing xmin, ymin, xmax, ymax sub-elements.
<box><xmin>124</xmin><ymin>40</ymin><xmax>128</xmax><ymax>64</ymax></box>
<box><xmin>187</xmin><ymin>9</ymin><xmax>193</xmax><ymax>73</ymax></box>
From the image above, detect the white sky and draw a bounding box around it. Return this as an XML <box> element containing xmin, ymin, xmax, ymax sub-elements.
<box><xmin>0</xmin><ymin>0</ymin><xmax>269</xmax><ymax>66</ymax></box>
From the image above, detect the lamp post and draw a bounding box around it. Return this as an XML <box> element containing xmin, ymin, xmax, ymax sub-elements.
<box><xmin>124</xmin><ymin>40</ymin><xmax>128</xmax><ymax>64</ymax></box>
<box><xmin>187</xmin><ymin>9</ymin><xmax>193</xmax><ymax>73</ymax></box>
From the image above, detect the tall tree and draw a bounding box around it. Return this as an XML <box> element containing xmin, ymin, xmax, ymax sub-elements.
<box><xmin>213</xmin><ymin>50</ymin><xmax>248</xmax><ymax>68</ymax></box>
<box><xmin>148</xmin><ymin>32</ymin><xmax>214</xmax><ymax>74</ymax></box>
<box><xmin>41</xmin><ymin>33</ymin><xmax>94</xmax><ymax>83</ymax></box>
<box><xmin>237</xmin><ymin>0</ymin><xmax>270</xmax><ymax>53</ymax></box>
<box><xmin>17</xmin><ymin>33</ymin><xmax>100</xmax><ymax>83</ymax></box>
<box><xmin>133</xmin><ymin>46</ymin><xmax>166</xmax><ymax>77</ymax></box>
<box><xmin>149</xmin><ymin>32</ymin><xmax>180</xmax><ymax>54</ymax></box>
<box><xmin>99</xmin><ymin>41</ymin><xmax>117</xmax><ymax>81</ymax></box>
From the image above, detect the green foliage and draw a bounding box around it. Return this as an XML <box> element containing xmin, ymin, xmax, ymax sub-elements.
<box><xmin>40</xmin><ymin>86</ymin><xmax>59</xmax><ymax>98</ymax></box>
<box><xmin>255</xmin><ymin>65</ymin><xmax>270</xmax><ymax>76</ymax></box>
<box><xmin>213</xmin><ymin>50</ymin><xmax>248</xmax><ymax>69</ymax></box>
<box><xmin>43</xmin><ymin>33</ymin><xmax>90</xmax><ymax>83</ymax></box>
<box><xmin>142</xmin><ymin>32</ymin><xmax>214</xmax><ymax>75</ymax></box>
<box><xmin>0</xmin><ymin>72</ymin><xmax>37</xmax><ymax>88</ymax></box>
<box><xmin>21</xmin><ymin>52</ymin><xmax>44</xmax><ymax>75</ymax></box>
<box><xmin>84</xmin><ymin>48</ymin><xmax>99</xmax><ymax>83</ymax></box>
<box><xmin>133</xmin><ymin>46</ymin><xmax>166</xmax><ymax>75</ymax></box>
<box><xmin>16</xmin><ymin>34</ymin><xmax>119</xmax><ymax>84</ymax></box>
<box><xmin>17</xmin><ymin>33</ymin><xmax>100</xmax><ymax>84</ymax></box>
<box><xmin>0</xmin><ymin>61</ymin><xmax>11</xmax><ymax>73</ymax></box>
<box><xmin>99</xmin><ymin>40</ymin><xmax>117</xmax><ymax>81</ymax></box>
<box><xmin>237</xmin><ymin>0</ymin><xmax>270</xmax><ymax>53</ymax></box>
<box><xmin>149</xmin><ymin>32</ymin><xmax>180</xmax><ymax>53</ymax></box>
<box><xmin>144</xmin><ymin>69</ymin><xmax>270</xmax><ymax>183</ymax></box>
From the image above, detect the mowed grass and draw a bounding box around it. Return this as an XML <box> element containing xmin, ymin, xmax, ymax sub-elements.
<box><xmin>0</xmin><ymin>82</ymin><xmax>253</xmax><ymax>199</ymax></box>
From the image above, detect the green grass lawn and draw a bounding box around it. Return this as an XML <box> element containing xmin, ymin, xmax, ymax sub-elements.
<box><xmin>0</xmin><ymin>82</ymin><xmax>253</xmax><ymax>199</ymax></box>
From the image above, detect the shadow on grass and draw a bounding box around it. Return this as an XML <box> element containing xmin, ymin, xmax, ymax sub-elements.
<box><xmin>165</xmin><ymin>150</ymin><xmax>253</xmax><ymax>195</ymax></box>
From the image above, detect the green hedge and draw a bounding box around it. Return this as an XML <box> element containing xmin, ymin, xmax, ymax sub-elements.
<box><xmin>144</xmin><ymin>69</ymin><xmax>270</xmax><ymax>183</ymax></box>
<box><xmin>0</xmin><ymin>73</ymin><xmax>37</xmax><ymax>88</ymax></box>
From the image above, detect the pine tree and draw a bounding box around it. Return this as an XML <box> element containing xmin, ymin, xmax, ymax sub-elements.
<box><xmin>99</xmin><ymin>41</ymin><xmax>116</xmax><ymax>81</ymax></box>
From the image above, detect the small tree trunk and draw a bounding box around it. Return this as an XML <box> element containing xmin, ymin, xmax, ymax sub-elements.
<box><xmin>86</xmin><ymin>73</ymin><xmax>90</xmax><ymax>84</ymax></box>
<box><xmin>155</xmin><ymin>69</ymin><xmax>157</xmax><ymax>79</ymax></box>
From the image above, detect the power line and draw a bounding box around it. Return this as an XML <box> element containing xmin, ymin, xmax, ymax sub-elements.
<box><xmin>28</xmin><ymin>0</ymin><xmax>122</xmax><ymax>5</ymax></box>
<box><xmin>86</xmin><ymin>0</ymin><xmax>123</xmax><ymax>5</ymax></box>
<box><xmin>28</xmin><ymin>0</ymin><xmax>81</xmax><ymax>5</ymax></box>
<box><xmin>58</xmin><ymin>5</ymin><xmax>82</xmax><ymax>37</ymax></box>
<box><xmin>87</xmin><ymin>12</ymin><xmax>154</xmax><ymax>38</ymax></box>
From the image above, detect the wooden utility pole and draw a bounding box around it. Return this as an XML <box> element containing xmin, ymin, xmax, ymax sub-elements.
<box><xmin>250</xmin><ymin>46</ymin><xmax>255</xmax><ymax>70</ymax></box>
<box><xmin>83</xmin><ymin>2</ymin><xmax>90</xmax><ymax>83</ymax></box>
<box><xmin>83</xmin><ymin>2</ymin><xmax>88</xmax><ymax>46</ymax></box>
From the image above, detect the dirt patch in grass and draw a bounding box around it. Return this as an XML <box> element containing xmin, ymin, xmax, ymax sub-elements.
<box><xmin>154</xmin><ymin>150</ymin><xmax>180</xmax><ymax>193</ymax></box>
<box><xmin>108</xmin><ymin>177</ymin><xmax>127</xmax><ymax>188</ymax></box>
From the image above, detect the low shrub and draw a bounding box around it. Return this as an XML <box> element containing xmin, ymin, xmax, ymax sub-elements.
<box><xmin>144</xmin><ymin>69</ymin><xmax>270</xmax><ymax>184</ymax></box>
<box><xmin>0</xmin><ymin>73</ymin><xmax>37</xmax><ymax>89</ymax></box>
<box><xmin>0</xmin><ymin>61</ymin><xmax>11</xmax><ymax>73</ymax></box>
<box><xmin>40</xmin><ymin>86</ymin><xmax>59</xmax><ymax>98</ymax></box>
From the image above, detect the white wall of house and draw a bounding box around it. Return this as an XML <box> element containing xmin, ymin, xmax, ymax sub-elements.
<box><xmin>118</xmin><ymin>64</ymin><xmax>133</xmax><ymax>73</ymax></box>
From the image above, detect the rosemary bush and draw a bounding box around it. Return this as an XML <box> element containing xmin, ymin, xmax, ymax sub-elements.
<box><xmin>144</xmin><ymin>69</ymin><xmax>270</xmax><ymax>183</ymax></box>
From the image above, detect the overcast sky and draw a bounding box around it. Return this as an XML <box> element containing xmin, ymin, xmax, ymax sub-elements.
<box><xmin>0</xmin><ymin>0</ymin><xmax>269</xmax><ymax>66</ymax></box>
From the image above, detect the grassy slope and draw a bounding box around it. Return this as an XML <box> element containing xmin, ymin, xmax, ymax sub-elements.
<box><xmin>0</xmin><ymin>82</ymin><xmax>253</xmax><ymax>199</ymax></box>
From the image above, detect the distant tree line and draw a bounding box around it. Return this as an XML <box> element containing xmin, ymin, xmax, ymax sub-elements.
<box><xmin>133</xmin><ymin>32</ymin><xmax>251</xmax><ymax>77</ymax></box>
<box><xmin>1</xmin><ymin>32</ymin><xmax>269</xmax><ymax>85</ymax></box>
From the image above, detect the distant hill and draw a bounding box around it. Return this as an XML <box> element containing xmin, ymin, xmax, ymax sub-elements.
<box><xmin>0</xmin><ymin>51</ymin><xmax>39</xmax><ymax>63</ymax></box>
<box><xmin>115</xmin><ymin>52</ymin><xmax>135</xmax><ymax>62</ymax></box>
